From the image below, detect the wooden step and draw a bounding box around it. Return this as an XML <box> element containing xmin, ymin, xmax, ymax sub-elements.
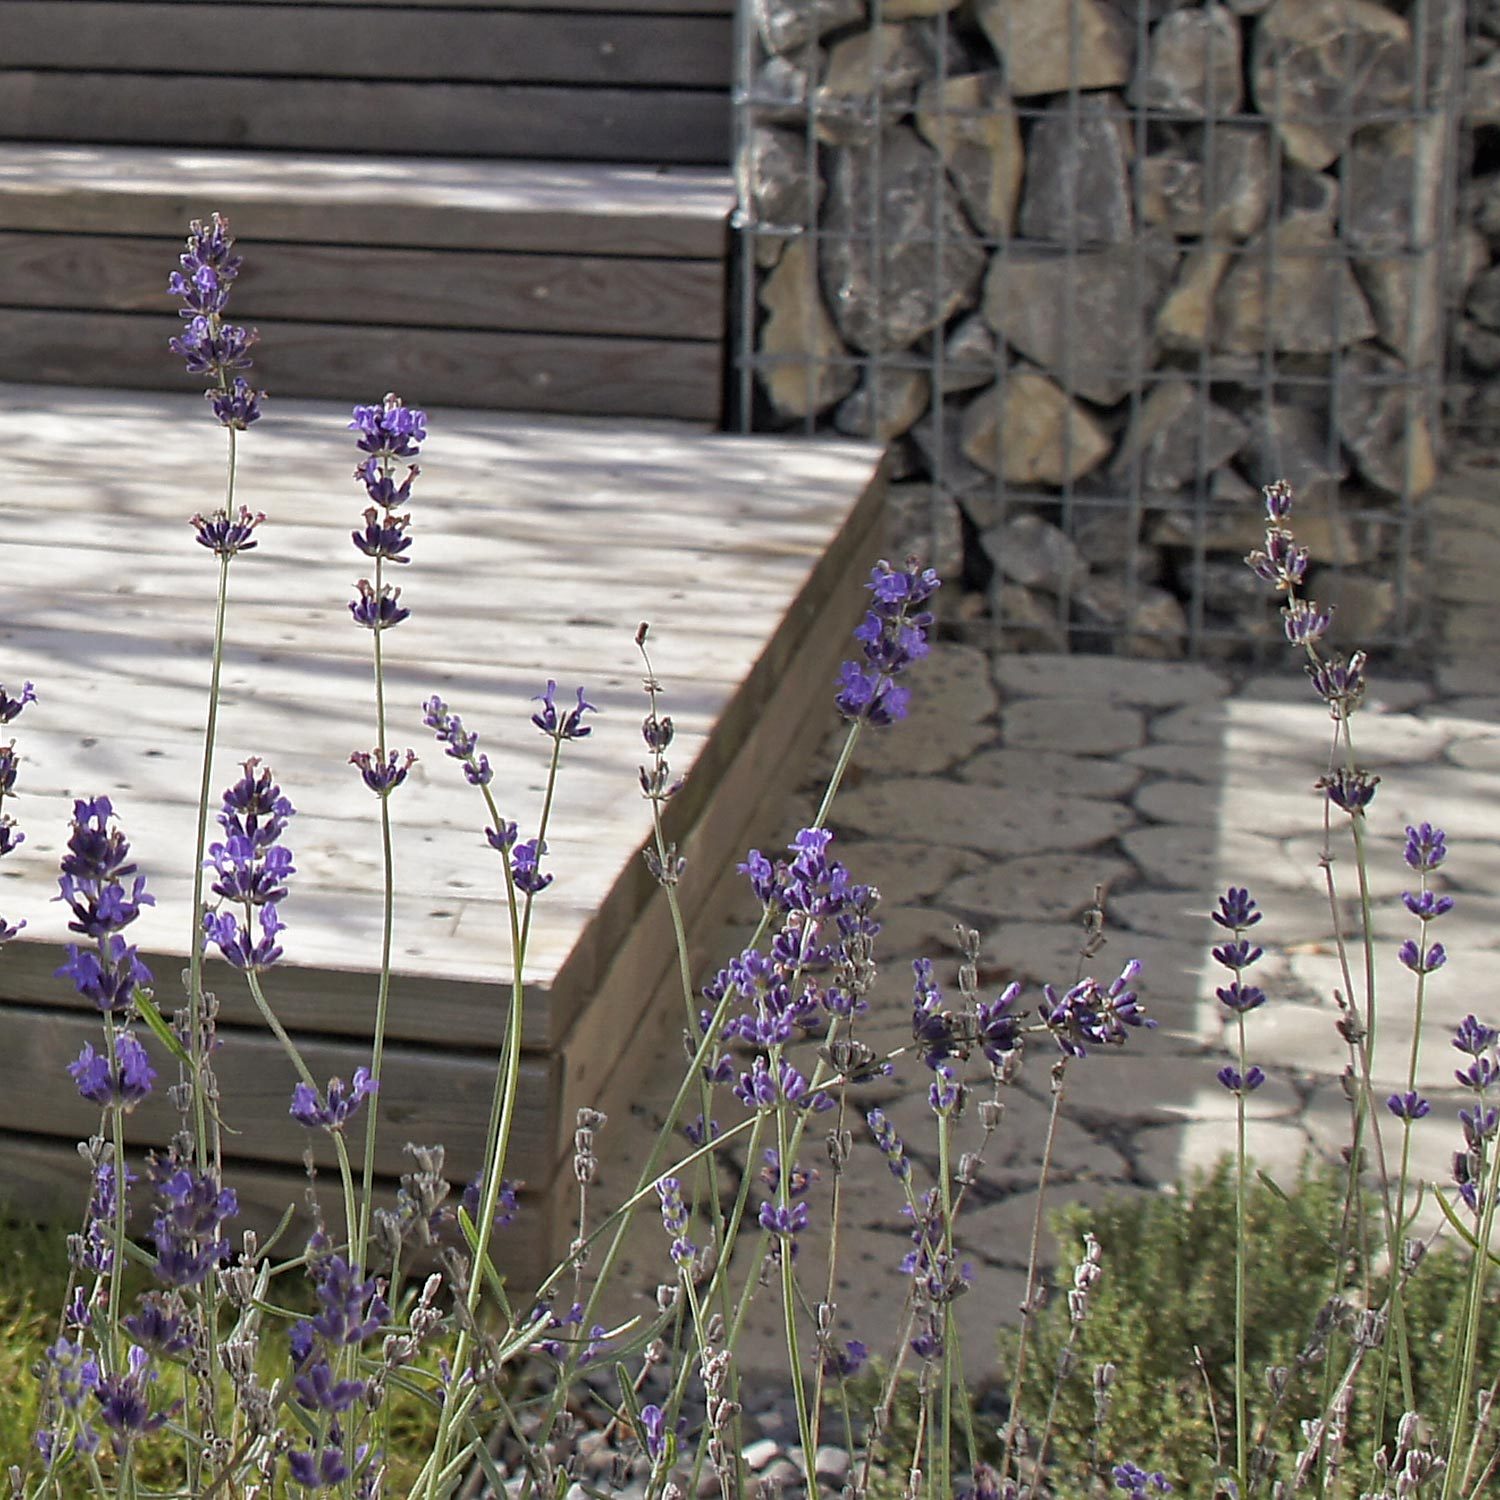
<box><xmin>0</xmin><ymin>145</ymin><xmax>734</xmax><ymax>420</ymax></box>
<box><xmin>0</xmin><ymin>382</ymin><xmax>886</xmax><ymax>1284</ymax></box>
<box><xmin>0</xmin><ymin>1</ymin><xmax>732</xmax><ymax>163</ymax></box>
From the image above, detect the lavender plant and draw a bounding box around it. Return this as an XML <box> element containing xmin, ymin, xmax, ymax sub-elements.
<box><xmin>5</xmin><ymin>217</ymin><xmax>1498</xmax><ymax>1500</ymax></box>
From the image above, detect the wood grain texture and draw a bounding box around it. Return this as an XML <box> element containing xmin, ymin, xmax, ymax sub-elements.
<box><xmin>4</xmin><ymin>4</ymin><xmax>731</xmax><ymax>87</ymax></box>
<box><xmin>0</xmin><ymin>72</ymin><xmax>731</xmax><ymax>164</ymax></box>
<box><xmin>0</xmin><ymin>231</ymin><xmax>725</xmax><ymax>341</ymax></box>
<box><xmin>0</xmin><ymin>383</ymin><xmax>883</xmax><ymax>1055</ymax></box>
<box><xmin>0</xmin><ymin>146</ymin><xmax>733</xmax><ymax>259</ymax></box>
<box><xmin>0</xmin><ymin>309</ymin><xmax>724</xmax><ymax>421</ymax></box>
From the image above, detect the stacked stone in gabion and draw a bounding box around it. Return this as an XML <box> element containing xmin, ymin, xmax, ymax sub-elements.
<box><xmin>741</xmin><ymin>0</ymin><xmax>1461</xmax><ymax>657</ymax></box>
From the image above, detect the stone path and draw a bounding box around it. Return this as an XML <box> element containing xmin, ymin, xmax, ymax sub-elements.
<box><xmin>591</xmin><ymin>454</ymin><xmax>1500</xmax><ymax>1390</ymax></box>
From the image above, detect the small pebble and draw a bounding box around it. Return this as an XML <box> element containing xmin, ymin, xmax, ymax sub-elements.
<box><xmin>742</xmin><ymin>1436</ymin><xmax>782</xmax><ymax>1471</ymax></box>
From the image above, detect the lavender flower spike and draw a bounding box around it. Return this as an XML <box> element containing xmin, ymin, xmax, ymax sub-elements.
<box><xmin>835</xmin><ymin>558</ymin><xmax>940</xmax><ymax>726</ymax></box>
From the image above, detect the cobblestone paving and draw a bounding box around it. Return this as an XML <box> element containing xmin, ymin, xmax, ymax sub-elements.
<box><xmin>595</xmin><ymin>455</ymin><xmax>1500</xmax><ymax>1389</ymax></box>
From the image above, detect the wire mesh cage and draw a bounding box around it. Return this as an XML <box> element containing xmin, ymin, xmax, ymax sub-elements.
<box><xmin>732</xmin><ymin>0</ymin><xmax>1467</xmax><ymax>659</ymax></box>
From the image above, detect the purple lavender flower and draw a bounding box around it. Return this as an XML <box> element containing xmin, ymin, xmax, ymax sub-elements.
<box><xmin>1283</xmin><ymin>597</ymin><xmax>1333</xmax><ymax>646</ymax></box>
<box><xmin>758</xmin><ymin>1200</ymin><xmax>809</xmax><ymax>1238</ymax></box>
<box><xmin>1456</xmin><ymin>1055</ymin><xmax>1498</xmax><ymax>1093</ymax></box>
<box><xmin>350</xmin><ymin>394</ymin><xmax>426</xmax><ymax>460</ymax></box>
<box><xmin>351</xmin><ymin>506</ymin><xmax>413</xmax><ymax>564</ymax></box>
<box><xmin>1319</xmin><ymin>768</ymin><xmax>1380</xmax><ymax>814</ymax></box>
<box><xmin>0</xmin><ymin>681</ymin><xmax>36</xmax><ymax>724</ymax></box>
<box><xmin>531</xmin><ymin>680</ymin><xmax>597</xmax><ymax>740</ymax></box>
<box><xmin>460</xmin><ymin>1172</ymin><xmax>520</xmax><ymax>1232</ymax></box>
<box><xmin>1387</xmin><ymin>1091</ymin><xmax>1431</xmax><ymax>1121</ymax></box>
<box><xmin>349</xmin><ymin>747</ymin><xmax>416</xmax><ymax>796</ymax></box>
<box><xmin>655</xmin><ymin>1176</ymin><xmax>696</xmax><ymax>1268</ymax></box>
<box><xmin>95</xmin><ymin>1345</ymin><xmax>173</xmax><ymax>1450</ymax></box>
<box><xmin>288</xmin><ymin>1423</ymin><xmax>367</xmax><ymax>1490</ymax></box>
<box><xmin>1041</xmin><ymin>960</ymin><xmax>1152</xmax><ymax>1057</ymax></box>
<box><xmin>1212</xmin><ymin>938</ymin><xmax>1264</xmax><ymax>971</ymax></box>
<box><xmin>1454</xmin><ymin>1014</ymin><xmax>1499</xmax><ymax>1057</ymax></box>
<box><xmin>58</xmin><ymin>936</ymin><xmax>152</xmax><ymax>1016</ymax></box>
<box><xmin>291</xmin><ymin>1069</ymin><xmax>377</xmax><ymax>1133</ymax></box>
<box><xmin>1262</xmin><ymin>479</ymin><xmax>1294</xmax><ymax>522</ymax></box>
<box><xmin>1308</xmin><ymin>652</ymin><xmax>1368</xmax><ymax>718</ymax></box>
<box><xmin>866</xmin><ymin>1108</ymin><xmax>912</xmax><ymax>1180</ymax></box>
<box><xmin>1212</xmin><ymin>888</ymin><xmax>1261</xmax><ymax>930</ymax></box>
<box><xmin>168</xmin><ymin>215</ymin><xmax>264</xmax><ymax>427</ymax></box>
<box><xmin>510</xmin><ymin>838</ymin><xmax>553</xmax><ymax>895</ymax></box>
<box><xmin>201</xmin><ymin>760</ymin><xmax>295</xmax><ymax>970</ymax></box>
<box><xmin>69</xmin><ymin>1034</ymin><xmax>156</xmax><ymax>1111</ymax></box>
<box><xmin>203</xmin><ymin>899</ymin><xmax>286</xmax><ymax>972</ymax></box>
<box><xmin>349</xmin><ymin>578</ymin><xmax>409</xmax><ymax>631</ymax></box>
<box><xmin>639</xmin><ymin>1404</ymin><xmax>668</xmax><ymax>1464</ymax></box>
<box><xmin>835</xmin><ymin>558</ymin><xmax>940</xmax><ymax>726</ymax></box>
<box><xmin>421</xmin><ymin>695</ymin><xmax>494</xmax><ymax>786</ymax></box>
<box><xmin>1217</xmin><ymin>1064</ymin><xmax>1266</xmax><ymax>1094</ymax></box>
<box><xmin>148</xmin><ymin>1155</ymin><xmax>237</xmax><ymax>1288</ymax></box>
<box><xmin>1404</xmin><ymin>889</ymin><xmax>1454</xmax><ymax>921</ymax></box>
<box><xmin>1246</xmin><ymin>526</ymin><xmax>1309</xmax><ymax>592</ymax></box>
<box><xmin>1405</xmin><ymin>823</ymin><xmax>1448</xmax><ymax>872</ymax></box>
<box><xmin>190</xmin><ymin>504</ymin><xmax>265</xmax><ymax>557</ymax></box>
<box><xmin>1399</xmin><ymin>939</ymin><xmax>1447</xmax><ymax>975</ymax></box>
<box><xmin>821</xmin><ymin>1338</ymin><xmax>869</xmax><ymax>1379</ymax></box>
<box><xmin>1113</xmin><ymin>1462</ymin><xmax>1173</xmax><ymax>1497</ymax></box>
<box><xmin>123</xmin><ymin>1295</ymin><xmax>192</xmax><ymax>1359</ymax></box>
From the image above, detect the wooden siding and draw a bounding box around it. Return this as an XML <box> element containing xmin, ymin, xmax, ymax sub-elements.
<box><xmin>0</xmin><ymin>382</ymin><xmax>885</xmax><ymax>1274</ymax></box>
<box><xmin>0</xmin><ymin>2</ymin><xmax>732</xmax><ymax>164</ymax></box>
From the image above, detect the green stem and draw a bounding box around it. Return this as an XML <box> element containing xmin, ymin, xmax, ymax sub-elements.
<box><xmin>1234</xmin><ymin>1012</ymin><xmax>1249</xmax><ymax>1496</ymax></box>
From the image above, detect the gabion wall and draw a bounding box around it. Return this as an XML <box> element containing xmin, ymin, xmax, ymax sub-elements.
<box><xmin>733</xmin><ymin>0</ymin><xmax>1466</xmax><ymax>657</ymax></box>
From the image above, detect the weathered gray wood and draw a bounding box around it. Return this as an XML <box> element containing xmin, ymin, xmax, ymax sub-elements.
<box><xmin>0</xmin><ymin>73</ymin><xmax>731</xmax><ymax>164</ymax></box>
<box><xmin>5</xmin><ymin>4</ymin><xmax>731</xmax><ymax>88</ymax></box>
<box><xmin>0</xmin><ymin>146</ymin><xmax>733</xmax><ymax>259</ymax></box>
<box><xmin>0</xmin><ymin>382</ymin><xmax>883</xmax><ymax>1043</ymax></box>
<box><xmin>0</xmin><ymin>232</ymin><xmax>725</xmax><ymax>342</ymax></box>
<box><xmin>0</xmin><ymin>1002</ymin><xmax>554</xmax><ymax>1178</ymax></box>
<box><xmin>0</xmin><ymin>310</ymin><xmax>723</xmax><ymax>421</ymax></box>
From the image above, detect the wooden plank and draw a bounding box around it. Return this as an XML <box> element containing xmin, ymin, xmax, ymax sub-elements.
<box><xmin>0</xmin><ymin>1002</ymin><xmax>559</xmax><ymax>1178</ymax></box>
<box><xmin>0</xmin><ymin>382</ymin><xmax>885</xmax><ymax>1050</ymax></box>
<box><xmin>6</xmin><ymin>0</ymin><xmax>735</xmax><ymax>13</ymax></box>
<box><xmin>0</xmin><ymin>145</ymin><xmax>734</xmax><ymax>260</ymax></box>
<box><xmin>0</xmin><ymin>1131</ymin><xmax>577</xmax><ymax>1293</ymax></box>
<box><xmin>0</xmin><ymin>73</ymin><xmax>732</xmax><ymax>164</ymax></box>
<box><xmin>3</xmin><ymin>5</ymin><xmax>731</xmax><ymax>88</ymax></box>
<box><xmin>0</xmin><ymin>232</ymin><xmax>725</xmax><ymax>342</ymax></box>
<box><xmin>0</xmin><ymin>310</ymin><xmax>723</xmax><ymax>421</ymax></box>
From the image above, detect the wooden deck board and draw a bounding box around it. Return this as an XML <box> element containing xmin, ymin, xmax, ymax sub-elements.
<box><xmin>5</xmin><ymin>4</ymin><xmax>731</xmax><ymax>88</ymax></box>
<box><xmin>0</xmin><ymin>309</ymin><xmax>724</xmax><ymax>421</ymax></box>
<box><xmin>0</xmin><ymin>383</ymin><xmax>884</xmax><ymax>1266</ymax></box>
<box><xmin>0</xmin><ymin>232</ymin><xmax>726</xmax><ymax>342</ymax></box>
<box><xmin>0</xmin><ymin>73</ymin><xmax>731</xmax><ymax>164</ymax></box>
<box><xmin>0</xmin><ymin>146</ymin><xmax>733</xmax><ymax>259</ymax></box>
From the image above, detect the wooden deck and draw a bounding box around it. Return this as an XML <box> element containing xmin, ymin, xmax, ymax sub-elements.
<box><xmin>0</xmin><ymin>383</ymin><xmax>885</xmax><ymax>1280</ymax></box>
<box><xmin>0</xmin><ymin>145</ymin><xmax>734</xmax><ymax>421</ymax></box>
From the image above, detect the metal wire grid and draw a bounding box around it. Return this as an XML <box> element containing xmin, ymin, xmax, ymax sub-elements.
<box><xmin>731</xmin><ymin>0</ymin><xmax>1466</xmax><ymax>658</ymax></box>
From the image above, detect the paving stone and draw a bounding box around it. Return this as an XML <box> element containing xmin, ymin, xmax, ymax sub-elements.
<box><xmin>1151</xmin><ymin>699</ymin><xmax>1235</xmax><ymax>746</ymax></box>
<box><xmin>1107</xmin><ymin>888</ymin><xmax>1218</xmax><ymax>943</ymax></box>
<box><xmin>1133</xmin><ymin>777</ymin><xmax>1223</xmax><ymax>826</ymax></box>
<box><xmin>1222</xmin><ymin>699</ymin><xmax>1454</xmax><ymax>772</ymax></box>
<box><xmin>1436</xmin><ymin>660</ymin><xmax>1500</xmax><ymax>696</ymax></box>
<box><xmin>1422</xmin><ymin>695</ymin><xmax>1500</xmax><ymax>729</ymax></box>
<box><xmin>1298</xmin><ymin>1087</ymin><xmax>1469</xmax><ymax>1237</ymax></box>
<box><xmin>1054</xmin><ymin>1049</ymin><xmax>1301</xmax><ymax>1127</ymax></box>
<box><xmin>958</xmin><ymin>1180</ymin><xmax>1154</xmax><ymax>1269</ymax></box>
<box><xmin>1361</xmin><ymin>759</ymin><xmax>1500</xmax><ymax>843</ymax></box>
<box><xmin>839</xmin><ymin>837</ymin><xmax>987</xmax><ymax>907</ymax></box>
<box><xmin>977</xmin><ymin>920</ymin><xmax>1217</xmax><ymax>1012</ymax></box>
<box><xmin>1120</xmin><ymin>741</ymin><xmax>1231</xmax><ymax>782</ymax></box>
<box><xmin>1133</xmin><ymin>1118</ymin><xmax>1313</xmax><ymax>1189</ymax></box>
<box><xmin>999</xmin><ymin>698</ymin><xmax>1146</xmax><ymax>755</ymax></box>
<box><xmin>1445</xmin><ymin>734</ymin><xmax>1500</xmax><ymax>773</ymax></box>
<box><xmin>959</xmin><ymin>747</ymin><xmax>1143</xmax><ymax>799</ymax></box>
<box><xmin>1237</xmin><ymin>673</ymin><xmax>1436</xmax><ymax>714</ymax></box>
<box><xmin>993</xmin><ymin>654</ymin><xmax>1231</xmax><ymax>707</ymax></box>
<box><xmin>938</xmin><ymin>851</ymin><xmax>1135</xmax><ymax>925</ymax></box>
<box><xmin>1247</xmin><ymin>993</ymin><xmax>1468</xmax><ymax>1093</ymax></box>
<box><xmin>850</xmin><ymin>642</ymin><xmax>999</xmax><ymax>776</ymax></box>
<box><xmin>873</xmin><ymin>902</ymin><xmax>968</xmax><ymax>962</ymax></box>
<box><xmin>1121</xmin><ymin>822</ymin><xmax>1293</xmax><ymax>891</ymax></box>
<box><xmin>1276</xmin><ymin>831</ymin><xmax>1500</xmax><ymax>905</ymax></box>
<box><xmin>836</xmin><ymin>776</ymin><xmax>1134</xmax><ymax>856</ymax></box>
